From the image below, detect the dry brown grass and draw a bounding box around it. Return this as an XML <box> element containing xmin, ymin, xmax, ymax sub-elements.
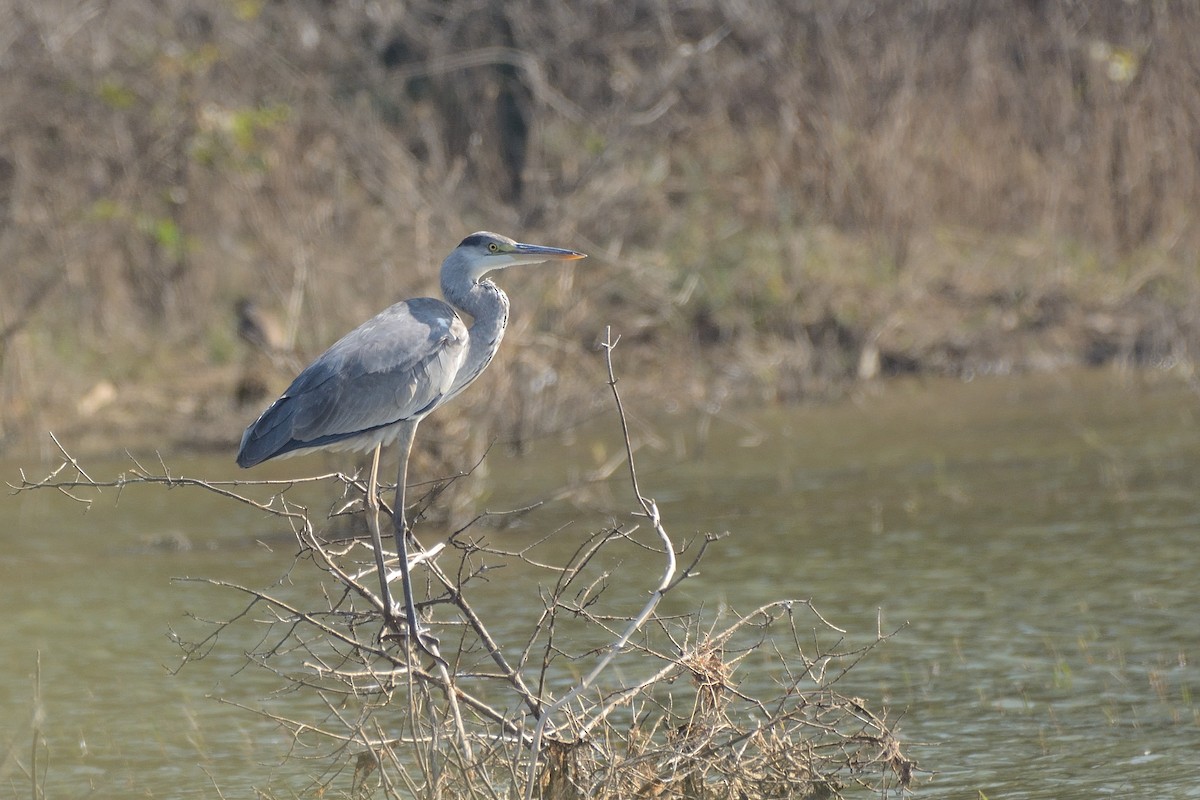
<box><xmin>3</xmin><ymin>1</ymin><xmax>1200</xmax><ymax>457</ymax></box>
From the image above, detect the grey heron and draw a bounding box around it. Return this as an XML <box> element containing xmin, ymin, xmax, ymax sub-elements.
<box><xmin>236</xmin><ymin>231</ymin><xmax>586</xmax><ymax>644</ymax></box>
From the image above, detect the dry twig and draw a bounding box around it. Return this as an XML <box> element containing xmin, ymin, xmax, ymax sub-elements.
<box><xmin>11</xmin><ymin>332</ymin><xmax>916</xmax><ymax>798</ymax></box>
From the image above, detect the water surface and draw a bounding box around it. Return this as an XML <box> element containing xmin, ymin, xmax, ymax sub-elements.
<box><xmin>1</xmin><ymin>369</ymin><xmax>1197</xmax><ymax>797</ymax></box>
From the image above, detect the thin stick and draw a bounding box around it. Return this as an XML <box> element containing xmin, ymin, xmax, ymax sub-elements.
<box><xmin>522</xmin><ymin>327</ymin><xmax>676</xmax><ymax>800</ymax></box>
<box><xmin>32</xmin><ymin>651</ymin><xmax>44</xmax><ymax>800</ymax></box>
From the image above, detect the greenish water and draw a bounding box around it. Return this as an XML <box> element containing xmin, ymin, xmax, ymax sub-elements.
<box><xmin>1</xmin><ymin>369</ymin><xmax>1197</xmax><ymax>797</ymax></box>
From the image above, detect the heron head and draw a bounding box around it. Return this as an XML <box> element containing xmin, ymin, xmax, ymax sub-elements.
<box><xmin>452</xmin><ymin>231</ymin><xmax>586</xmax><ymax>282</ymax></box>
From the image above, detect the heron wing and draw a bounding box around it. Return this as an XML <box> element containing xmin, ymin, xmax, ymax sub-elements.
<box><xmin>237</xmin><ymin>298</ymin><xmax>468</xmax><ymax>465</ymax></box>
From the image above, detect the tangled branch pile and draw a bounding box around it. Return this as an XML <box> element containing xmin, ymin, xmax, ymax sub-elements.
<box><xmin>170</xmin><ymin>530</ymin><xmax>910</xmax><ymax>799</ymax></box>
<box><xmin>13</xmin><ymin>350</ymin><xmax>914</xmax><ymax>798</ymax></box>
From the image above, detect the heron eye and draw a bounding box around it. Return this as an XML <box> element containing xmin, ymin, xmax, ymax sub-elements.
<box><xmin>488</xmin><ymin>242</ymin><xmax>499</xmax><ymax>253</ymax></box>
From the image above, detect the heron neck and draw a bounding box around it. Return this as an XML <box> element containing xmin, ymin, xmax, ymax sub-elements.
<box><xmin>443</xmin><ymin>277</ymin><xmax>510</xmax><ymax>396</ymax></box>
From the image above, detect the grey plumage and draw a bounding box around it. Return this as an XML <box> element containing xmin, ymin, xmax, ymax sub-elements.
<box><xmin>237</xmin><ymin>298</ymin><xmax>467</xmax><ymax>465</ymax></box>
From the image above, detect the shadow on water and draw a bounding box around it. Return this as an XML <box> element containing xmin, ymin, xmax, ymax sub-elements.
<box><xmin>1</xmin><ymin>368</ymin><xmax>1197</xmax><ymax>796</ymax></box>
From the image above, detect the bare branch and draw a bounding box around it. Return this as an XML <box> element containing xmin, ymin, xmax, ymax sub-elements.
<box><xmin>13</xmin><ymin>331</ymin><xmax>915</xmax><ymax>799</ymax></box>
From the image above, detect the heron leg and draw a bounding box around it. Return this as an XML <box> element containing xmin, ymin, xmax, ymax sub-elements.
<box><xmin>392</xmin><ymin>420</ymin><xmax>433</xmax><ymax>647</ymax></box>
<box><xmin>364</xmin><ymin>444</ymin><xmax>398</xmax><ymax>624</ymax></box>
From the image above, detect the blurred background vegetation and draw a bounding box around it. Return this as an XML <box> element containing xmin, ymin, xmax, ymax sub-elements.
<box><xmin>1</xmin><ymin>0</ymin><xmax>1198</xmax><ymax>457</ymax></box>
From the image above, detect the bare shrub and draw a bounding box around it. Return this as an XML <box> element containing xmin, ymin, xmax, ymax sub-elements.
<box><xmin>11</xmin><ymin>340</ymin><xmax>914</xmax><ymax>798</ymax></box>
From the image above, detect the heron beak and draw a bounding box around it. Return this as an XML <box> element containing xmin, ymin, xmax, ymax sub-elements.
<box><xmin>512</xmin><ymin>243</ymin><xmax>587</xmax><ymax>261</ymax></box>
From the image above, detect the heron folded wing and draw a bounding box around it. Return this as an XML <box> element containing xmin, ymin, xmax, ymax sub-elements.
<box><xmin>237</xmin><ymin>298</ymin><xmax>469</xmax><ymax>464</ymax></box>
<box><xmin>286</xmin><ymin>299</ymin><xmax>468</xmax><ymax>443</ymax></box>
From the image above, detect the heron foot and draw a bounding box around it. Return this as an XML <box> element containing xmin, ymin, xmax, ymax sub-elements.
<box><xmin>409</xmin><ymin>626</ymin><xmax>442</xmax><ymax>660</ymax></box>
<box><xmin>380</xmin><ymin>609</ymin><xmax>442</xmax><ymax>659</ymax></box>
